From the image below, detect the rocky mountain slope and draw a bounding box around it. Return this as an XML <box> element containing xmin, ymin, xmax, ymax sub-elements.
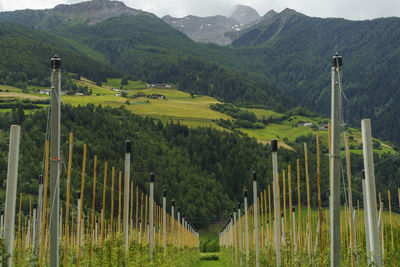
<box><xmin>162</xmin><ymin>4</ymin><xmax>260</xmax><ymax>45</ymax></box>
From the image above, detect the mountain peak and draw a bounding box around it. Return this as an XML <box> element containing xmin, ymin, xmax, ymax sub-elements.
<box><xmin>52</xmin><ymin>0</ymin><xmax>148</xmax><ymax>25</ymax></box>
<box><xmin>230</xmin><ymin>4</ymin><xmax>260</xmax><ymax>25</ymax></box>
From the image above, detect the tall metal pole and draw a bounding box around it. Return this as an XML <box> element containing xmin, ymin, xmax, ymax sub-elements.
<box><xmin>4</xmin><ymin>125</ymin><xmax>21</xmax><ymax>267</ymax></box>
<box><xmin>149</xmin><ymin>173</ymin><xmax>154</xmax><ymax>262</ymax></box>
<box><xmin>163</xmin><ymin>190</ymin><xmax>167</xmax><ymax>258</ymax></box>
<box><xmin>124</xmin><ymin>140</ymin><xmax>131</xmax><ymax>252</ymax></box>
<box><xmin>252</xmin><ymin>171</ymin><xmax>259</xmax><ymax>267</ymax></box>
<box><xmin>244</xmin><ymin>190</ymin><xmax>249</xmax><ymax>266</ymax></box>
<box><xmin>330</xmin><ymin>53</ymin><xmax>342</xmax><ymax>267</ymax></box>
<box><xmin>362</xmin><ymin>119</ymin><xmax>381</xmax><ymax>266</ymax></box>
<box><xmin>271</xmin><ymin>139</ymin><xmax>281</xmax><ymax>266</ymax></box>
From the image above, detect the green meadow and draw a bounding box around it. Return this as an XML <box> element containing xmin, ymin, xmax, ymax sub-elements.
<box><xmin>0</xmin><ymin>78</ymin><xmax>396</xmax><ymax>154</ymax></box>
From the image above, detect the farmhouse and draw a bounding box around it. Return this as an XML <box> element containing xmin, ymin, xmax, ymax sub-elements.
<box><xmin>297</xmin><ymin>121</ymin><xmax>313</xmax><ymax>127</ymax></box>
<box><xmin>318</xmin><ymin>124</ymin><xmax>329</xmax><ymax>130</ymax></box>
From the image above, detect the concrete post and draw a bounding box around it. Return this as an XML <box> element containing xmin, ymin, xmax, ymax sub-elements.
<box><xmin>244</xmin><ymin>190</ymin><xmax>249</xmax><ymax>266</ymax></box>
<box><xmin>233</xmin><ymin>209</ymin><xmax>237</xmax><ymax>264</ymax></box>
<box><xmin>252</xmin><ymin>171</ymin><xmax>259</xmax><ymax>267</ymax></box>
<box><xmin>177</xmin><ymin>209</ymin><xmax>180</xmax><ymax>249</ymax></box>
<box><xmin>330</xmin><ymin>53</ymin><xmax>342</xmax><ymax>267</ymax></box>
<box><xmin>362</xmin><ymin>119</ymin><xmax>381</xmax><ymax>266</ymax></box>
<box><xmin>0</xmin><ymin>211</ymin><xmax>3</xmax><ymax>239</ymax></box>
<box><xmin>238</xmin><ymin>204</ymin><xmax>243</xmax><ymax>267</ymax></box>
<box><xmin>163</xmin><ymin>190</ymin><xmax>166</xmax><ymax>258</ymax></box>
<box><xmin>124</xmin><ymin>140</ymin><xmax>131</xmax><ymax>252</ymax></box>
<box><xmin>149</xmin><ymin>173</ymin><xmax>154</xmax><ymax>261</ymax></box>
<box><xmin>4</xmin><ymin>124</ymin><xmax>21</xmax><ymax>267</ymax></box>
<box><xmin>171</xmin><ymin>200</ymin><xmax>175</xmax><ymax>246</ymax></box>
<box><xmin>271</xmin><ymin>139</ymin><xmax>281</xmax><ymax>266</ymax></box>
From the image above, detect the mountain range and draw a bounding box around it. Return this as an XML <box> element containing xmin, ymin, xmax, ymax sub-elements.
<box><xmin>162</xmin><ymin>5</ymin><xmax>261</xmax><ymax>45</ymax></box>
<box><xmin>1</xmin><ymin>0</ymin><xmax>400</xmax><ymax>147</ymax></box>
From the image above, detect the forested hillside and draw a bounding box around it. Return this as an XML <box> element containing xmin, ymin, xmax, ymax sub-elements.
<box><xmin>228</xmin><ymin>9</ymin><xmax>400</xmax><ymax>144</ymax></box>
<box><xmin>0</xmin><ymin>23</ymin><xmax>121</xmax><ymax>87</ymax></box>
<box><xmin>0</xmin><ymin>106</ymin><xmax>399</xmax><ymax>227</ymax></box>
<box><xmin>1</xmin><ymin>0</ymin><xmax>400</xmax><ymax>146</ymax></box>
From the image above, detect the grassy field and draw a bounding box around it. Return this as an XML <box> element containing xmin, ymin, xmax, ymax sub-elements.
<box><xmin>0</xmin><ymin>79</ymin><xmax>397</xmax><ymax>155</ymax></box>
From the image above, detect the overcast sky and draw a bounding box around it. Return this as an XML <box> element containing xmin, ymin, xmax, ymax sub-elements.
<box><xmin>0</xmin><ymin>0</ymin><xmax>399</xmax><ymax>20</ymax></box>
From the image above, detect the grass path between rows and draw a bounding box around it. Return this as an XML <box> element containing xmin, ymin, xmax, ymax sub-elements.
<box><xmin>194</xmin><ymin>253</ymin><xmax>226</xmax><ymax>267</ymax></box>
<box><xmin>195</xmin><ymin>259</ymin><xmax>226</xmax><ymax>267</ymax></box>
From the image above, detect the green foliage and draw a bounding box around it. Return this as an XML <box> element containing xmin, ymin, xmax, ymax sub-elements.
<box><xmin>0</xmin><ymin>23</ymin><xmax>121</xmax><ymax>87</ymax></box>
<box><xmin>0</xmin><ymin>238</ymin><xmax>10</xmax><ymax>266</ymax></box>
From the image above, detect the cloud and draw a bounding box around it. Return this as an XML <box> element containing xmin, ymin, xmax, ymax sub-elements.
<box><xmin>0</xmin><ymin>0</ymin><xmax>399</xmax><ymax>20</ymax></box>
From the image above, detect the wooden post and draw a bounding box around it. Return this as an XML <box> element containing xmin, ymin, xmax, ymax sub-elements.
<box><xmin>4</xmin><ymin>124</ymin><xmax>21</xmax><ymax>267</ymax></box>
<box><xmin>118</xmin><ymin>171</ymin><xmax>122</xmax><ymax>233</ymax></box>
<box><xmin>63</xmin><ymin>133</ymin><xmax>73</xmax><ymax>267</ymax></box>
<box><xmin>136</xmin><ymin>186</ymin><xmax>139</xmax><ymax>241</ymax></box>
<box><xmin>89</xmin><ymin>155</ymin><xmax>97</xmax><ymax>265</ymax></box>
<box><xmin>288</xmin><ymin>165</ymin><xmax>294</xmax><ymax>266</ymax></box>
<box><xmin>111</xmin><ymin>167</ymin><xmax>115</xmax><ymax>240</ymax></box>
<box><xmin>388</xmin><ymin>190</ymin><xmax>394</xmax><ymax>265</ymax></box>
<box><xmin>268</xmin><ymin>185</ymin><xmax>272</xmax><ymax>247</ymax></box>
<box><xmin>362</xmin><ymin>119</ymin><xmax>381</xmax><ymax>266</ymax></box>
<box><xmin>296</xmin><ymin>159</ymin><xmax>302</xmax><ymax>265</ymax></box>
<box><xmin>39</xmin><ymin>140</ymin><xmax>50</xmax><ymax>267</ymax></box>
<box><xmin>77</xmin><ymin>144</ymin><xmax>87</xmax><ymax>267</ymax></box>
<box><xmin>130</xmin><ymin>181</ymin><xmax>134</xmax><ymax>242</ymax></box>
<box><xmin>16</xmin><ymin>193</ymin><xmax>22</xmax><ymax>266</ymax></box>
<box><xmin>283</xmin><ymin>169</ymin><xmax>287</xmax><ymax>249</ymax></box>
<box><xmin>101</xmin><ymin>162</ymin><xmax>108</xmax><ymax>251</ymax></box>
<box><xmin>304</xmin><ymin>143</ymin><xmax>312</xmax><ymax>257</ymax></box>
<box><xmin>317</xmin><ymin>133</ymin><xmax>323</xmax><ymax>266</ymax></box>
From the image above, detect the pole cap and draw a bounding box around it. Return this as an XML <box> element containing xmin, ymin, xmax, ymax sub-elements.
<box><xmin>124</xmin><ymin>140</ymin><xmax>132</xmax><ymax>154</ymax></box>
<box><xmin>163</xmin><ymin>190</ymin><xmax>167</xmax><ymax>197</ymax></box>
<box><xmin>39</xmin><ymin>175</ymin><xmax>44</xmax><ymax>185</ymax></box>
<box><xmin>51</xmin><ymin>55</ymin><xmax>61</xmax><ymax>69</ymax></box>
<box><xmin>150</xmin><ymin>172</ymin><xmax>154</xmax><ymax>183</ymax></box>
<box><xmin>271</xmin><ymin>139</ymin><xmax>278</xmax><ymax>152</ymax></box>
<box><xmin>252</xmin><ymin>171</ymin><xmax>257</xmax><ymax>181</ymax></box>
<box><xmin>332</xmin><ymin>52</ymin><xmax>343</xmax><ymax>67</ymax></box>
<box><xmin>77</xmin><ymin>192</ymin><xmax>81</xmax><ymax>199</ymax></box>
<box><xmin>244</xmin><ymin>189</ymin><xmax>248</xmax><ymax>198</ymax></box>
<box><xmin>171</xmin><ymin>200</ymin><xmax>175</xmax><ymax>207</ymax></box>
<box><xmin>33</xmin><ymin>203</ymin><xmax>37</xmax><ymax>209</ymax></box>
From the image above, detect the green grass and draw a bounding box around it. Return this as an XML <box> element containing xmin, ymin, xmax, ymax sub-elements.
<box><xmin>244</xmin><ymin>108</ymin><xmax>284</xmax><ymax>120</ymax></box>
<box><xmin>104</xmin><ymin>78</ymin><xmax>147</xmax><ymax>90</ymax></box>
<box><xmin>0</xmin><ymin>78</ymin><xmax>397</xmax><ymax>155</ymax></box>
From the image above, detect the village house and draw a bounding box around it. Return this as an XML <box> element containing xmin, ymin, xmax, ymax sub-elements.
<box><xmin>318</xmin><ymin>124</ymin><xmax>329</xmax><ymax>131</ymax></box>
<box><xmin>297</xmin><ymin>121</ymin><xmax>313</xmax><ymax>127</ymax></box>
